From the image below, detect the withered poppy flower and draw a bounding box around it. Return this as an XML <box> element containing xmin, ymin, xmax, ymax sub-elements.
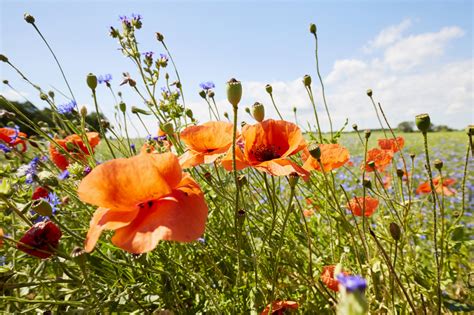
<box><xmin>17</xmin><ymin>221</ymin><xmax>62</xmax><ymax>259</ymax></box>
<box><xmin>222</xmin><ymin>119</ymin><xmax>308</xmax><ymax>178</ymax></box>
<box><xmin>363</xmin><ymin>148</ymin><xmax>393</xmax><ymax>172</ymax></box>
<box><xmin>32</xmin><ymin>186</ymin><xmax>50</xmax><ymax>200</ymax></box>
<box><xmin>321</xmin><ymin>265</ymin><xmax>349</xmax><ymax>292</ymax></box>
<box><xmin>302</xmin><ymin>143</ymin><xmax>350</xmax><ymax>172</ymax></box>
<box><xmin>261</xmin><ymin>300</ymin><xmax>299</xmax><ymax>315</ymax></box>
<box><xmin>0</xmin><ymin>127</ymin><xmax>27</xmax><ymax>152</ymax></box>
<box><xmin>50</xmin><ymin>132</ymin><xmax>100</xmax><ymax>170</ymax></box>
<box><xmin>180</xmin><ymin>121</ymin><xmax>234</xmax><ymax>168</ymax></box>
<box><xmin>347</xmin><ymin>196</ymin><xmax>379</xmax><ymax>217</ymax></box>
<box><xmin>78</xmin><ymin>152</ymin><xmax>208</xmax><ymax>254</ymax></box>
<box><xmin>416</xmin><ymin>176</ymin><xmax>456</xmax><ymax>196</ymax></box>
<box><xmin>378</xmin><ymin>136</ymin><xmax>405</xmax><ymax>153</ymax></box>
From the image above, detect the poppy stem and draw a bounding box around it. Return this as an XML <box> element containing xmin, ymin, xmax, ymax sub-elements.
<box><xmin>305</xmin><ymin>86</ymin><xmax>323</xmax><ymax>143</ymax></box>
<box><xmin>91</xmin><ymin>89</ymin><xmax>116</xmax><ymax>159</ymax></box>
<box><xmin>231</xmin><ymin>105</ymin><xmax>242</xmax><ymax>285</ymax></box>
<box><xmin>367</xmin><ymin>95</ymin><xmax>387</xmax><ymax>138</ymax></box>
<box><xmin>268</xmin><ymin>92</ymin><xmax>283</xmax><ymax>120</ymax></box>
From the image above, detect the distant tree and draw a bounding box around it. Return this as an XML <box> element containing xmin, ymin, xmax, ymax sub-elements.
<box><xmin>433</xmin><ymin>124</ymin><xmax>454</xmax><ymax>132</ymax></box>
<box><xmin>397</xmin><ymin>121</ymin><xmax>415</xmax><ymax>133</ymax></box>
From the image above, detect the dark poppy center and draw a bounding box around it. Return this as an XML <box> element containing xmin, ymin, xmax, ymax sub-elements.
<box><xmin>205</xmin><ymin>148</ymin><xmax>216</xmax><ymax>153</ymax></box>
<box><xmin>138</xmin><ymin>200</ymin><xmax>155</xmax><ymax>210</ymax></box>
<box><xmin>251</xmin><ymin>145</ymin><xmax>281</xmax><ymax>162</ymax></box>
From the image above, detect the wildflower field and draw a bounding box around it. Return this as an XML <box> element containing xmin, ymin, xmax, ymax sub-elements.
<box><xmin>0</xmin><ymin>12</ymin><xmax>473</xmax><ymax>315</ymax></box>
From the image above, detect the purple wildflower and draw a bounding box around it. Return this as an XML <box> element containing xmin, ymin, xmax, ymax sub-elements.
<box><xmin>98</xmin><ymin>74</ymin><xmax>113</xmax><ymax>84</ymax></box>
<box><xmin>57</xmin><ymin>100</ymin><xmax>77</xmax><ymax>115</ymax></box>
<box><xmin>199</xmin><ymin>81</ymin><xmax>215</xmax><ymax>90</ymax></box>
<box><xmin>58</xmin><ymin>170</ymin><xmax>70</xmax><ymax>180</ymax></box>
<box><xmin>83</xmin><ymin>166</ymin><xmax>92</xmax><ymax>176</ymax></box>
<box><xmin>336</xmin><ymin>274</ymin><xmax>367</xmax><ymax>292</ymax></box>
<box><xmin>143</xmin><ymin>51</ymin><xmax>154</xmax><ymax>59</ymax></box>
<box><xmin>0</xmin><ymin>143</ymin><xmax>11</xmax><ymax>153</ymax></box>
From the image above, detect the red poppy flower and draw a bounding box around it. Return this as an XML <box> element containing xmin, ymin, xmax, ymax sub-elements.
<box><xmin>347</xmin><ymin>196</ymin><xmax>379</xmax><ymax>217</ymax></box>
<box><xmin>50</xmin><ymin>132</ymin><xmax>100</xmax><ymax>170</ymax></box>
<box><xmin>363</xmin><ymin>148</ymin><xmax>393</xmax><ymax>172</ymax></box>
<box><xmin>0</xmin><ymin>127</ymin><xmax>27</xmax><ymax>152</ymax></box>
<box><xmin>302</xmin><ymin>143</ymin><xmax>350</xmax><ymax>172</ymax></box>
<box><xmin>17</xmin><ymin>221</ymin><xmax>62</xmax><ymax>259</ymax></box>
<box><xmin>78</xmin><ymin>152</ymin><xmax>208</xmax><ymax>254</ymax></box>
<box><xmin>416</xmin><ymin>176</ymin><xmax>456</xmax><ymax>196</ymax></box>
<box><xmin>261</xmin><ymin>300</ymin><xmax>299</xmax><ymax>315</ymax></box>
<box><xmin>321</xmin><ymin>265</ymin><xmax>349</xmax><ymax>292</ymax></box>
<box><xmin>32</xmin><ymin>187</ymin><xmax>50</xmax><ymax>200</ymax></box>
<box><xmin>378</xmin><ymin>136</ymin><xmax>405</xmax><ymax>153</ymax></box>
<box><xmin>180</xmin><ymin>121</ymin><xmax>235</xmax><ymax>168</ymax></box>
<box><xmin>222</xmin><ymin>119</ymin><xmax>308</xmax><ymax>178</ymax></box>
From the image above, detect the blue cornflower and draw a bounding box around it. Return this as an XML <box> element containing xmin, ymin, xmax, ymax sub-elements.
<box><xmin>58</xmin><ymin>170</ymin><xmax>70</xmax><ymax>180</ymax></box>
<box><xmin>84</xmin><ymin>166</ymin><xmax>92</xmax><ymax>176</ymax></box>
<box><xmin>199</xmin><ymin>81</ymin><xmax>215</xmax><ymax>90</ymax></box>
<box><xmin>7</xmin><ymin>125</ymin><xmax>20</xmax><ymax>144</ymax></box>
<box><xmin>34</xmin><ymin>192</ymin><xmax>60</xmax><ymax>223</ymax></box>
<box><xmin>131</xmin><ymin>13</ymin><xmax>142</xmax><ymax>22</ymax></box>
<box><xmin>0</xmin><ymin>256</ymin><xmax>5</xmax><ymax>266</ymax></box>
<box><xmin>143</xmin><ymin>51</ymin><xmax>154</xmax><ymax>59</ymax></box>
<box><xmin>18</xmin><ymin>157</ymin><xmax>40</xmax><ymax>184</ymax></box>
<box><xmin>336</xmin><ymin>274</ymin><xmax>367</xmax><ymax>292</ymax></box>
<box><xmin>0</xmin><ymin>143</ymin><xmax>11</xmax><ymax>153</ymax></box>
<box><xmin>130</xmin><ymin>144</ymin><xmax>136</xmax><ymax>152</ymax></box>
<box><xmin>57</xmin><ymin>100</ymin><xmax>77</xmax><ymax>115</ymax></box>
<box><xmin>98</xmin><ymin>74</ymin><xmax>113</xmax><ymax>84</ymax></box>
<box><xmin>159</xmin><ymin>53</ymin><xmax>168</xmax><ymax>61</ymax></box>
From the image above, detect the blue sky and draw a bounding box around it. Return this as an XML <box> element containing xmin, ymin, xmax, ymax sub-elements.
<box><xmin>1</xmin><ymin>0</ymin><xmax>472</xmax><ymax>136</ymax></box>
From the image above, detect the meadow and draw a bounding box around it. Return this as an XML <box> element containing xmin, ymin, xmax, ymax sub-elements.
<box><xmin>0</xmin><ymin>13</ymin><xmax>473</xmax><ymax>314</ymax></box>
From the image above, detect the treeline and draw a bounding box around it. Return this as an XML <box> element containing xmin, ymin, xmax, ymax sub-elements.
<box><xmin>396</xmin><ymin>121</ymin><xmax>457</xmax><ymax>133</ymax></box>
<box><xmin>0</xmin><ymin>99</ymin><xmax>106</xmax><ymax>135</ymax></box>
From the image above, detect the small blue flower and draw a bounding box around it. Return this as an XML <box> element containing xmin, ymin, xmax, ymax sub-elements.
<box><xmin>199</xmin><ymin>81</ymin><xmax>215</xmax><ymax>90</ymax></box>
<box><xmin>58</xmin><ymin>170</ymin><xmax>69</xmax><ymax>180</ymax></box>
<box><xmin>18</xmin><ymin>157</ymin><xmax>40</xmax><ymax>184</ymax></box>
<box><xmin>159</xmin><ymin>53</ymin><xmax>168</xmax><ymax>61</ymax></box>
<box><xmin>8</xmin><ymin>125</ymin><xmax>20</xmax><ymax>144</ymax></box>
<box><xmin>57</xmin><ymin>100</ymin><xmax>77</xmax><ymax>115</ymax></box>
<box><xmin>84</xmin><ymin>166</ymin><xmax>92</xmax><ymax>175</ymax></box>
<box><xmin>131</xmin><ymin>13</ymin><xmax>142</xmax><ymax>22</ymax></box>
<box><xmin>142</xmin><ymin>51</ymin><xmax>154</xmax><ymax>59</ymax></box>
<box><xmin>336</xmin><ymin>274</ymin><xmax>367</xmax><ymax>292</ymax></box>
<box><xmin>0</xmin><ymin>143</ymin><xmax>11</xmax><ymax>153</ymax></box>
<box><xmin>34</xmin><ymin>192</ymin><xmax>60</xmax><ymax>223</ymax></box>
<box><xmin>0</xmin><ymin>256</ymin><xmax>5</xmax><ymax>266</ymax></box>
<box><xmin>98</xmin><ymin>74</ymin><xmax>113</xmax><ymax>84</ymax></box>
<box><xmin>197</xmin><ymin>237</ymin><xmax>205</xmax><ymax>244</ymax></box>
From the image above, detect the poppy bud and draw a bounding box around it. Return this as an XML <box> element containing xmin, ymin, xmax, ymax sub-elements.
<box><xmin>241</xmin><ymin>121</ymin><xmax>247</xmax><ymax>128</ymax></box>
<box><xmin>245</xmin><ymin>107</ymin><xmax>250</xmax><ymax>114</ymax></box>
<box><xmin>367</xmin><ymin>161</ymin><xmax>376</xmax><ymax>170</ymax></box>
<box><xmin>226</xmin><ymin>78</ymin><xmax>242</xmax><ymax>108</ymax></box>
<box><xmin>308</xmin><ymin>143</ymin><xmax>321</xmax><ymax>160</ymax></box>
<box><xmin>303</xmin><ymin>74</ymin><xmax>312</xmax><ymax>87</ymax></box>
<box><xmin>199</xmin><ymin>90</ymin><xmax>206</xmax><ymax>99</ymax></box>
<box><xmin>409</xmin><ymin>153</ymin><xmax>415</xmax><ymax>160</ymax></box>
<box><xmin>185</xmin><ymin>108</ymin><xmax>194</xmax><ymax>119</ymax></box>
<box><xmin>396</xmin><ymin>169</ymin><xmax>404</xmax><ymax>179</ymax></box>
<box><xmin>364</xmin><ymin>129</ymin><xmax>371</xmax><ymax>139</ymax></box>
<box><xmin>165</xmin><ymin>73</ymin><xmax>169</xmax><ymax>80</ymax></box>
<box><xmin>434</xmin><ymin>159</ymin><xmax>443</xmax><ymax>170</ymax></box>
<box><xmin>293</xmin><ymin>106</ymin><xmax>297</xmax><ymax>113</ymax></box>
<box><xmin>119</xmin><ymin>102</ymin><xmax>126</xmax><ymax>113</ymax></box>
<box><xmin>80</xmin><ymin>106</ymin><xmax>88</xmax><ymax>117</ymax></box>
<box><xmin>2</xmin><ymin>79</ymin><xmax>8</xmax><ymax>84</ymax></box>
<box><xmin>101</xmin><ymin>119</ymin><xmax>110</xmax><ymax>129</ymax></box>
<box><xmin>363</xmin><ymin>179</ymin><xmax>372</xmax><ymax>189</ymax></box>
<box><xmin>223</xmin><ymin>112</ymin><xmax>229</xmax><ymax>119</ymax></box>
<box><xmin>366</xmin><ymin>89</ymin><xmax>373</xmax><ymax>97</ymax></box>
<box><xmin>40</xmin><ymin>93</ymin><xmax>48</xmax><ymax>101</ymax></box>
<box><xmin>38</xmin><ymin>171</ymin><xmax>59</xmax><ymax>187</ymax></box>
<box><xmin>131</xmin><ymin>106</ymin><xmax>151</xmax><ymax>115</ymax></box>
<box><xmin>415</xmin><ymin>113</ymin><xmax>431</xmax><ymax>133</ymax></box>
<box><xmin>31</xmin><ymin>199</ymin><xmax>53</xmax><ymax>217</ymax></box>
<box><xmin>252</xmin><ymin>102</ymin><xmax>265</xmax><ymax>122</ymax></box>
<box><xmin>265</xmin><ymin>84</ymin><xmax>273</xmax><ymax>94</ymax></box>
<box><xmin>48</xmin><ymin>90</ymin><xmax>55</xmax><ymax>98</ymax></box>
<box><xmin>156</xmin><ymin>32</ymin><xmax>164</xmax><ymax>42</ymax></box>
<box><xmin>161</xmin><ymin>122</ymin><xmax>174</xmax><ymax>135</ymax></box>
<box><xmin>288</xmin><ymin>173</ymin><xmax>299</xmax><ymax>188</ymax></box>
<box><xmin>0</xmin><ymin>54</ymin><xmax>8</xmax><ymax>63</ymax></box>
<box><xmin>389</xmin><ymin>222</ymin><xmax>401</xmax><ymax>241</ymax></box>
<box><xmin>467</xmin><ymin>125</ymin><xmax>474</xmax><ymax>136</ymax></box>
<box><xmin>71</xmin><ymin>247</ymin><xmax>87</xmax><ymax>268</ymax></box>
<box><xmin>352</xmin><ymin>124</ymin><xmax>358</xmax><ymax>131</ymax></box>
<box><xmin>24</xmin><ymin>13</ymin><xmax>35</xmax><ymax>24</ymax></box>
<box><xmin>86</xmin><ymin>73</ymin><xmax>97</xmax><ymax>90</ymax></box>
<box><xmin>17</xmin><ymin>221</ymin><xmax>62</xmax><ymax>259</ymax></box>
<box><xmin>309</xmin><ymin>23</ymin><xmax>317</xmax><ymax>34</ymax></box>
<box><xmin>207</xmin><ymin>90</ymin><xmax>215</xmax><ymax>98</ymax></box>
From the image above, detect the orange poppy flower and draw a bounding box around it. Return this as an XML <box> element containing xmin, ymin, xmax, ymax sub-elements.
<box><xmin>378</xmin><ymin>136</ymin><xmax>405</xmax><ymax>153</ymax></box>
<box><xmin>50</xmin><ymin>132</ymin><xmax>100</xmax><ymax>170</ymax></box>
<box><xmin>78</xmin><ymin>152</ymin><xmax>208</xmax><ymax>254</ymax></box>
<box><xmin>179</xmin><ymin>121</ymin><xmax>234</xmax><ymax>168</ymax></box>
<box><xmin>303</xmin><ymin>209</ymin><xmax>315</xmax><ymax>217</ymax></box>
<box><xmin>363</xmin><ymin>148</ymin><xmax>393</xmax><ymax>172</ymax></box>
<box><xmin>221</xmin><ymin>119</ymin><xmax>308</xmax><ymax>178</ymax></box>
<box><xmin>321</xmin><ymin>265</ymin><xmax>349</xmax><ymax>292</ymax></box>
<box><xmin>261</xmin><ymin>300</ymin><xmax>299</xmax><ymax>315</ymax></box>
<box><xmin>302</xmin><ymin>143</ymin><xmax>350</xmax><ymax>172</ymax></box>
<box><xmin>347</xmin><ymin>196</ymin><xmax>379</xmax><ymax>217</ymax></box>
<box><xmin>0</xmin><ymin>127</ymin><xmax>27</xmax><ymax>152</ymax></box>
<box><xmin>416</xmin><ymin>176</ymin><xmax>456</xmax><ymax>196</ymax></box>
<box><xmin>0</xmin><ymin>228</ymin><xmax>3</xmax><ymax>248</ymax></box>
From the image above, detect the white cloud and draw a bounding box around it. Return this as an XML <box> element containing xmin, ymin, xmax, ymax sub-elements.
<box><xmin>363</xmin><ymin>18</ymin><xmax>412</xmax><ymax>52</ymax></box>
<box><xmin>0</xmin><ymin>89</ymin><xmax>29</xmax><ymax>102</ymax></box>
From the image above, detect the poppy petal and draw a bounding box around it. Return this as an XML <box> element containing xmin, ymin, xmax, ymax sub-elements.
<box><xmin>255</xmin><ymin>158</ymin><xmax>309</xmax><ymax>179</ymax></box>
<box><xmin>221</xmin><ymin>146</ymin><xmax>249</xmax><ymax>171</ymax></box>
<box><xmin>181</xmin><ymin>121</ymin><xmax>234</xmax><ymax>153</ymax></box>
<box><xmin>179</xmin><ymin>150</ymin><xmax>204</xmax><ymax>169</ymax></box>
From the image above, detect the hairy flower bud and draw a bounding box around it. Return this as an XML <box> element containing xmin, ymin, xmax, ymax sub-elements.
<box><xmin>0</xmin><ymin>54</ymin><xmax>8</xmax><ymax>63</ymax></box>
<box><xmin>396</xmin><ymin>169</ymin><xmax>404</xmax><ymax>179</ymax></box>
<box><xmin>86</xmin><ymin>73</ymin><xmax>98</xmax><ymax>90</ymax></box>
<box><xmin>48</xmin><ymin>90</ymin><xmax>55</xmax><ymax>98</ymax></box>
<box><xmin>156</xmin><ymin>32</ymin><xmax>164</xmax><ymax>42</ymax></box>
<box><xmin>434</xmin><ymin>159</ymin><xmax>443</xmax><ymax>170</ymax></box>
<box><xmin>303</xmin><ymin>74</ymin><xmax>312</xmax><ymax>87</ymax></box>
<box><xmin>308</xmin><ymin>143</ymin><xmax>321</xmax><ymax>160</ymax></box>
<box><xmin>366</xmin><ymin>89</ymin><xmax>373</xmax><ymax>97</ymax></box>
<box><xmin>199</xmin><ymin>90</ymin><xmax>206</xmax><ymax>99</ymax></box>
<box><xmin>80</xmin><ymin>106</ymin><xmax>88</xmax><ymax>117</ymax></box>
<box><xmin>252</xmin><ymin>102</ymin><xmax>265</xmax><ymax>122</ymax></box>
<box><xmin>288</xmin><ymin>172</ymin><xmax>299</xmax><ymax>188</ymax></box>
<box><xmin>352</xmin><ymin>124</ymin><xmax>358</xmax><ymax>131</ymax></box>
<box><xmin>2</xmin><ymin>79</ymin><xmax>8</xmax><ymax>84</ymax></box>
<box><xmin>185</xmin><ymin>108</ymin><xmax>194</xmax><ymax>119</ymax></box>
<box><xmin>415</xmin><ymin>113</ymin><xmax>431</xmax><ymax>133</ymax></box>
<box><xmin>119</xmin><ymin>102</ymin><xmax>126</xmax><ymax>113</ymax></box>
<box><xmin>223</xmin><ymin>112</ymin><xmax>229</xmax><ymax>119</ymax></box>
<box><xmin>226</xmin><ymin>78</ymin><xmax>242</xmax><ymax>108</ymax></box>
<box><xmin>309</xmin><ymin>23</ymin><xmax>317</xmax><ymax>34</ymax></box>
<box><xmin>24</xmin><ymin>13</ymin><xmax>35</xmax><ymax>24</ymax></box>
<box><xmin>364</xmin><ymin>129</ymin><xmax>371</xmax><ymax>139</ymax></box>
<box><xmin>265</xmin><ymin>84</ymin><xmax>273</xmax><ymax>94</ymax></box>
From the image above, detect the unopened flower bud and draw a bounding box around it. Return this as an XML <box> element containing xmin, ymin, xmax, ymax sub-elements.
<box><xmin>80</xmin><ymin>106</ymin><xmax>88</xmax><ymax>117</ymax></box>
<box><xmin>199</xmin><ymin>90</ymin><xmax>206</xmax><ymax>99</ymax></box>
<box><xmin>366</xmin><ymin>89</ymin><xmax>373</xmax><ymax>97</ymax></box>
<box><xmin>309</xmin><ymin>23</ymin><xmax>317</xmax><ymax>34</ymax></box>
<box><xmin>396</xmin><ymin>169</ymin><xmax>404</xmax><ymax>179</ymax></box>
<box><xmin>363</xmin><ymin>179</ymin><xmax>372</xmax><ymax>189</ymax></box>
<box><xmin>252</xmin><ymin>102</ymin><xmax>265</xmax><ymax>122</ymax></box>
<box><xmin>156</xmin><ymin>32</ymin><xmax>164</xmax><ymax>42</ymax></box>
<box><xmin>226</xmin><ymin>78</ymin><xmax>242</xmax><ymax>108</ymax></box>
<box><xmin>223</xmin><ymin>112</ymin><xmax>229</xmax><ymax>119</ymax></box>
<box><xmin>131</xmin><ymin>106</ymin><xmax>151</xmax><ymax>115</ymax></box>
<box><xmin>2</xmin><ymin>79</ymin><xmax>8</xmax><ymax>84</ymax></box>
<box><xmin>31</xmin><ymin>199</ymin><xmax>53</xmax><ymax>217</ymax></box>
<box><xmin>245</xmin><ymin>107</ymin><xmax>250</xmax><ymax>114</ymax></box>
<box><xmin>86</xmin><ymin>73</ymin><xmax>98</xmax><ymax>90</ymax></box>
<box><xmin>39</xmin><ymin>93</ymin><xmax>48</xmax><ymax>101</ymax></box>
<box><xmin>207</xmin><ymin>90</ymin><xmax>215</xmax><ymax>98</ymax></box>
<box><xmin>389</xmin><ymin>222</ymin><xmax>401</xmax><ymax>241</ymax></box>
<box><xmin>119</xmin><ymin>102</ymin><xmax>126</xmax><ymax>113</ymax></box>
<box><xmin>288</xmin><ymin>172</ymin><xmax>299</xmax><ymax>188</ymax></box>
<box><xmin>48</xmin><ymin>90</ymin><xmax>55</xmax><ymax>98</ymax></box>
<box><xmin>241</xmin><ymin>121</ymin><xmax>247</xmax><ymax>128</ymax></box>
<box><xmin>352</xmin><ymin>124</ymin><xmax>358</xmax><ymax>131</ymax></box>
<box><xmin>38</xmin><ymin>171</ymin><xmax>58</xmax><ymax>187</ymax></box>
<box><xmin>265</xmin><ymin>84</ymin><xmax>273</xmax><ymax>94</ymax></box>
<box><xmin>434</xmin><ymin>159</ymin><xmax>443</xmax><ymax>170</ymax></box>
<box><xmin>364</xmin><ymin>129</ymin><xmax>371</xmax><ymax>139</ymax></box>
<box><xmin>303</xmin><ymin>74</ymin><xmax>312</xmax><ymax>87</ymax></box>
<box><xmin>293</xmin><ymin>107</ymin><xmax>297</xmax><ymax>113</ymax></box>
<box><xmin>24</xmin><ymin>13</ymin><xmax>35</xmax><ymax>24</ymax></box>
<box><xmin>466</xmin><ymin>125</ymin><xmax>474</xmax><ymax>136</ymax></box>
<box><xmin>100</xmin><ymin>119</ymin><xmax>110</xmax><ymax>129</ymax></box>
<box><xmin>415</xmin><ymin>113</ymin><xmax>431</xmax><ymax>133</ymax></box>
<box><xmin>409</xmin><ymin>153</ymin><xmax>415</xmax><ymax>160</ymax></box>
<box><xmin>161</xmin><ymin>122</ymin><xmax>174</xmax><ymax>135</ymax></box>
<box><xmin>0</xmin><ymin>54</ymin><xmax>8</xmax><ymax>63</ymax></box>
<box><xmin>185</xmin><ymin>108</ymin><xmax>194</xmax><ymax>119</ymax></box>
<box><xmin>308</xmin><ymin>143</ymin><xmax>321</xmax><ymax>160</ymax></box>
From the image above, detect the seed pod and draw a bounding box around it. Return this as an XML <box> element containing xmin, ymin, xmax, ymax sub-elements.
<box><xmin>364</xmin><ymin>129</ymin><xmax>371</xmax><ymax>139</ymax></box>
<box><xmin>31</xmin><ymin>199</ymin><xmax>52</xmax><ymax>217</ymax></box>
<box><xmin>226</xmin><ymin>78</ymin><xmax>242</xmax><ymax>108</ymax></box>
<box><xmin>366</xmin><ymin>89</ymin><xmax>373</xmax><ymax>97</ymax></box>
<box><xmin>389</xmin><ymin>222</ymin><xmax>401</xmax><ymax>241</ymax></box>
<box><xmin>24</xmin><ymin>13</ymin><xmax>35</xmax><ymax>24</ymax></box>
<box><xmin>309</xmin><ymin>23</ymin><xmax>317</xmax><ymax>34</ymax></box>
<box><xmin>396</xmin><ymin>169</ymin><xmax>404</xmax><ymax>179</ymax></box>
<box><xmin>352</xmin><ymin>124</ymin><xmax>358</xmax><ymax>131</ymax></box>
<box><xmin>265</xmin><ymin>84</ymin><xmax>272</xmax><ymax>94</ymax></box>
<box><xmin>288</xmin><ymin>173</ymin><xmax>299</xmax><ymax>188</ymax></box>
<box><xmin>303</xmin><ymin>74</ymin><xmax>312</xmax><ymax>87</ymax></box>
<box><xmin>252</xmin><ymin>102</ymin><xmax>265</xmax><ymax>122</ymax></box>
<box><xmin>415</xmin><ymin>113</ymin><xmax>431</xmax><ymax>133</ymax></box>
<box><xmin>86</xmin><ymin>73</ymin><xmax>98</xmax><ymax>90</ymax></box>
<box><xmin>308</xmin><ymin>143</ymin><xmax>321</xmax><ymax>160</ymax></box>
<box><xmin>434</xmin><ymin>159</ymin><xmax>443</xmax><ymax>170</ymax></box>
